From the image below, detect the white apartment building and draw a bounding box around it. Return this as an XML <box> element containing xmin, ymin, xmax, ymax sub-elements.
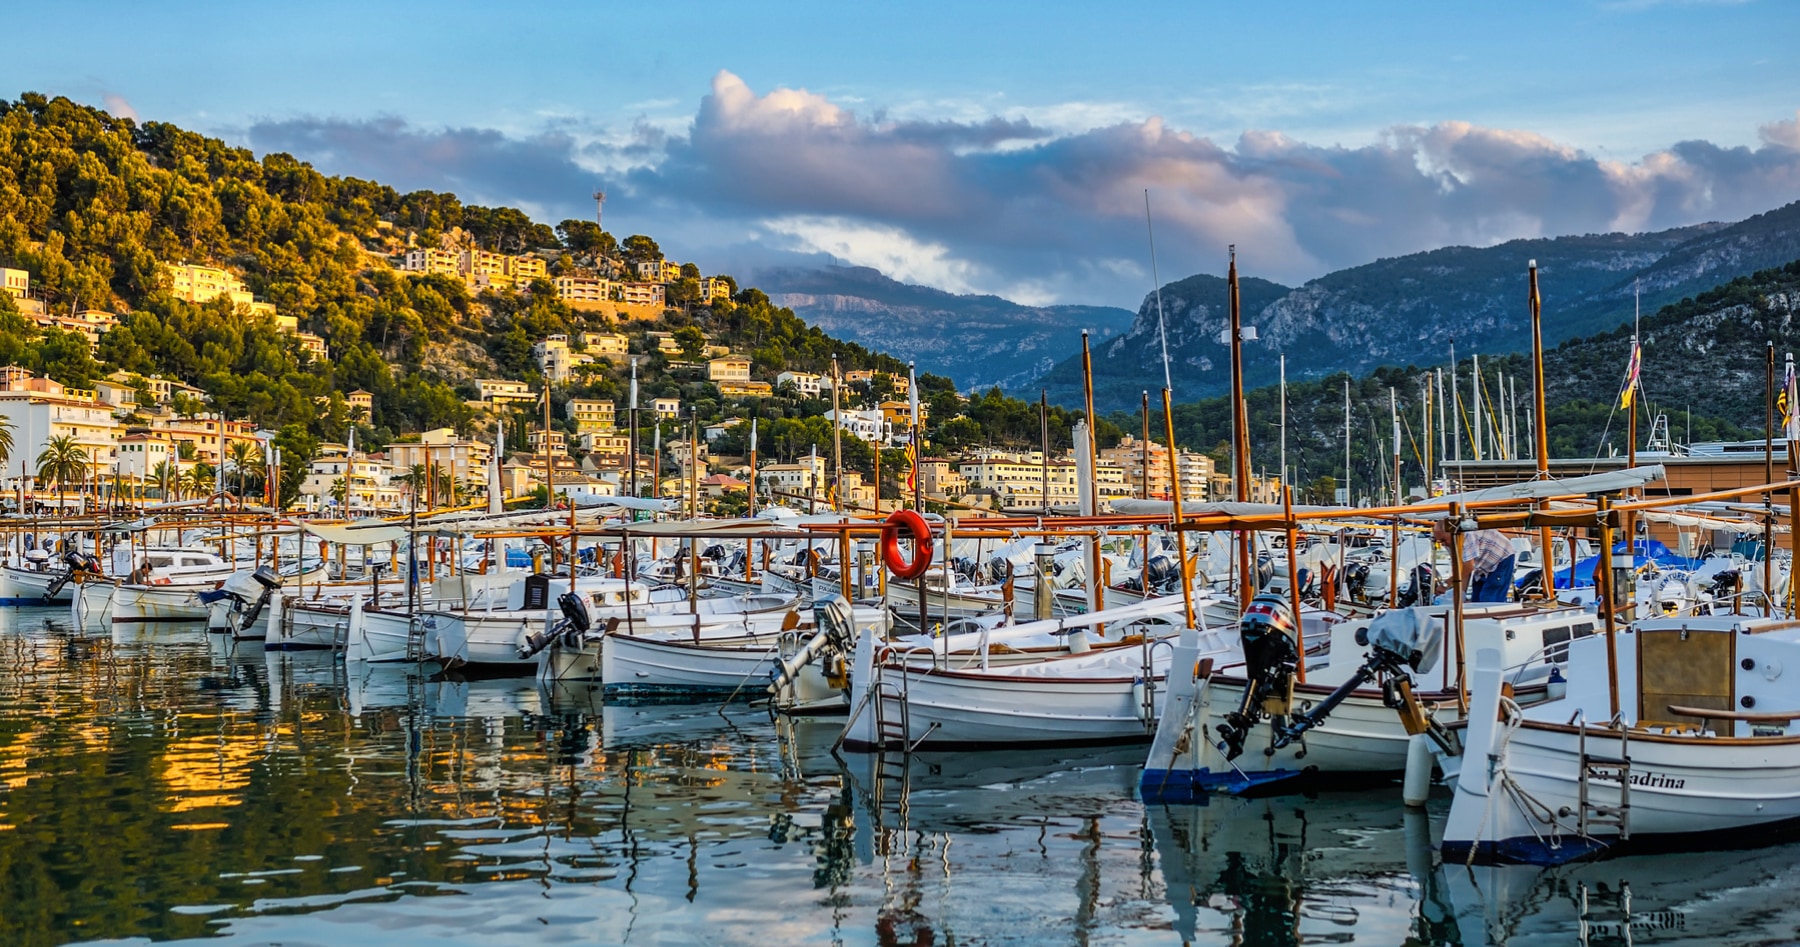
<box><xmin>300</xmin><ymin>448</ymin><xmax>394</xmax><ymax>512</ymax></box>
<box><xmin>533</xmin><ymin>335</ymin><xmax>593</xmax><ymax>385</ymax></box>
<box><xmin>115</xmin><ymin>433</ymin><xmax>175</xmax><ymax>482</ymax></box>
<box><xmin>385</xmin><ymin>428</ymin><xmax>494</xmax><ymax>487</ymax></box>
<box><xmin>823</xmin><ymin>408</ymin><xmax>888</xmax><ymax>445</ymax></box>
<box><xmin>776</xmin><ymin>371</ymin><xmax>822</xmax><ymax>397</ymax></box>
<box><xmin>0</xmin><ymin>375</ymin><xmax>121</xmax><ymax>488</ymax></box>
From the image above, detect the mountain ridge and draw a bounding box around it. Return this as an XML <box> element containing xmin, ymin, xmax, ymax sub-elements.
<box><xmin>1042</xmin><ymin>202</ymin><xmax>1800</xmax><ymax>412</ymax></box>
<box><xmin>758</xmin><ymin>264</ymin><xmax>1135</xmax><ymax>392</ymax></box>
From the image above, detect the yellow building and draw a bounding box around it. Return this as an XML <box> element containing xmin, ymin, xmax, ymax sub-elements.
<box><xmin>565</xmin><ymin>397</ymin><xmax>616</xmax><ymax>434</ymax></box>
<box><xmin>635</xmin><ymin>260</ymin><xmax>683</xmax><ymax>283</ymax></box>
<box><xmin>718</xmin><ymin>380</ymin><xmax>773</xmax><ymax>398</ymax></box>
<box><xmin>707</xmin><ymin>355</ymin><xmax>751</xmax><ymax>384</ymax></box>
<box><xmin>699</xmin><ymin>277</ymin><xmax>732</xmax><ymax>301</ymax></box>
<box><xmin>1</xmin><ymin>267</ymin><xmax>27</xmax><ymax>299</ymax></box>
<box><xmin>163</xmin><ymin>262</ymin><xmax>280</xmax><ymax>323</ymax></box>
<box><xmin>477</xmin><ymin>379</ymin><xmax>536</xmax><ymax>404</ymax></box>
<box><xmin>509</xmin><ymin>255</ymin><xmax>547</xmax><ymax>282</ymax></box>
<box><xmin>578</xmin><ymin>332</ymin><xmax>628</xmax><ymax>356</ymax></box>
<box><xmin>620</xmin><ymin>282</ymin><xmax>665</xmax><ymax>307</ymax></box>
<box><xmin>400</xmin><ymin>248</ymin><xmax>462</xmax><ymax>276</ymax></box>
<box><xmin>554</xmin><ymin>276</ymin><xmax>613</xmax><ymax>307</ymax></box>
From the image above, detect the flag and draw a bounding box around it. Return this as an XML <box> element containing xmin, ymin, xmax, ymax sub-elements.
<box><xmin>904</xmin><ymin>437</ymin><xmax>917</xmax><ymax>494</ymax></box>
<box><xmin>1785</xmin><ymin>354</ymin><xmax>1799</xmax><ymax>442</ymax></box>
<box><xmin>1618</xmin><ymin>338</ymin><xmax>1641</xmax><ymax>410</ymax></box>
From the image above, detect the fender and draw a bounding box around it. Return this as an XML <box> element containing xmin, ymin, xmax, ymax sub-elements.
<box><xmin>881</xmin><ymin>509</ymin><xmax>934</xmax><ymax>580</ymax></box>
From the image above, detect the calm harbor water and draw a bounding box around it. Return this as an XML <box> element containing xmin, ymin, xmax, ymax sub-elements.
<box><xmin>3</xmin><ymin>608</ymin><xmax>1800</xmax><ymax>945</ymax></box>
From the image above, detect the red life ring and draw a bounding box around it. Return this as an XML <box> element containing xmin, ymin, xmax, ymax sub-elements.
<box><xmin>881</xmin><ymin>509</ymin><xmax>934</xmax><ymax>580</ymax></box>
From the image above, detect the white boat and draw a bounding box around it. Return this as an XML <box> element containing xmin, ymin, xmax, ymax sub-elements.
<box><xmin>883</xmin><ymin>566</ymin><xmax>1007</xmax><ymax>624</ymax></box>
<box><xmin>1440</xmin><ymin>612</ymin><xmax>1800</xmax><ymax>864</ymax></box>
<box><xmin>1140</xmin><ymin>601</ymin><xmax>1591</xmax><ymax>800</ymax></box>
<box><xmin>424</xmin><ymin>573</ymin><xmax>797</xmax><ymax>669</ymax></box>
<box><xmin>840</xmin><ymin>594</ymin><xmax>1236</xmax><ymax>751</ymax></box>
<box><xmin>591</xmin><ymin>599</ymin><xmax>894</xmax><ymax>705</ymax></box>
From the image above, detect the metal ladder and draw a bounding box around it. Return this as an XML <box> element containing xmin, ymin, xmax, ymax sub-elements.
<box><xmin>405</xmin><ymin>616</ymin><xmax>429</xmax><ymax>663</ymax></box>
<box><xmin>1576</xmin><ymin>723</ymin><xmax>1632</xmax><ymax>840</ymax></box>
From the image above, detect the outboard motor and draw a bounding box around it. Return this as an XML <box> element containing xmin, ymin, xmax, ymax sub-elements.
<box><xmin>516</xmin><ymin>591</ymin><xmax>593</xmax><ymax>659</ymax></box>
<box><xmin>228</xmin><ymin>566</ymin><xmax>284</xmax><ymax>634</ymax></box>
<box><xmin>1254</xmin><ymin>552</ymin><xmax>1275</xmax><ymax>592</ymax></box>
<box><xmin>1215</xmin><ymin>593</ymin><xmax>1300</xmax><ymax>761</ymax></box>
<box><xmin>1709</xmin><ymin>569</ymin><xmax>1742</xmax><ymax>612</ymax></box>
<box><xmin>1395</xmin><ymin>563</ymin><xmax>1437</xmax><ymax>608</ymax></box>
<box><xmin>1343</xmin><ymin>560</ymin><xmax>1371</xmax><ymax>603</ymax></box>
<box><xmin>1145</xmin><ymin>554</ymin><xmax>1180</xmax><ymax>592</ymax></box>
<box><xmin>44</xmin><ymin>550</ymin><xmax>103</xmax><ymax>600</ymax></box>
<box><xmin>1275</xmin><ymin>608</ymin><xmax>1448</xmax><ymax>751</ymax></box>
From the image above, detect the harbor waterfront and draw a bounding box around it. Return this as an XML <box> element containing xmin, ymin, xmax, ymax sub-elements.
<box><xmin>2</xmin><ymin>607</ymin><xmax>1799</xmax><ymax>946</ymax></box>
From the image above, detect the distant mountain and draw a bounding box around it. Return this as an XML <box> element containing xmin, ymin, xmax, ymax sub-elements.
<box><xmin>758</xmin><ymin>265</ymin><xmax>1136</xmax><ymax>391</ymax></box>
<box><xmin>1149</xmin><ymin>261</ymin><xmax>1800</xmax><ymax>497</ymax></box>
<box><xmin>1038</xmin><ymin>201</ymin><xmax>1800</xmax><ymax>413</ymax></box>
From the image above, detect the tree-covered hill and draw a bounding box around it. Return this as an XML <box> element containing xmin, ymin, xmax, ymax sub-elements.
<box><xmin>0</xmin><ymin>92</ymin><xmax>1117</xmax><ymax>499</ymax></box>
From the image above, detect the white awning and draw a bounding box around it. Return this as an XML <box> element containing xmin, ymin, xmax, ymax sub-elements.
<box><xmin>302</xmin><ymin>519</ymin><xmax>409</xmax><ymax>545</ymax></box>
<box><xmin>1109</xmin><ymin>499</ymin><xmax>1339</xmax><ymax>517</ymax></box>
<box><xmin>1432</xmin><ymin>465</ymin><xmax>1666</xmax><ymax>507</ymax></box>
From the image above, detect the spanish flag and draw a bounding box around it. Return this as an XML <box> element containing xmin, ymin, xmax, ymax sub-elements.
<box><xmin>1618</xmin><ymin>338</ymin><xmax>1641</xmax><ymax>410</ymax></box>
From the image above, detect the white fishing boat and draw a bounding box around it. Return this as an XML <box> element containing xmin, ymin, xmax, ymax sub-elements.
<box><xmin>883</xmin><ymin>565</ymin><xmax>1007</xmax><ymax>624</ymax></box>
<box><xmin>590</xmin><ymin>597</ymin><xmax>894</xmax><ymax>705</ymax></box>
<box><xmin>1440</xmin><ymin>612</ymin><xmax>1800</xmax><ymax>864</ymax></box>
<box><xmin>424</xmin><ymin>573</ymin><xmax>797</xmax><ymax>669</ymax></box>
<box><xmin>840</xmin><ymin>594</ymin><xmax>1237</xmax><ymax>751</ymax></box>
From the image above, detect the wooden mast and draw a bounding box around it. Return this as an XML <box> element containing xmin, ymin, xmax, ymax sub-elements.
<box><xmin>1228</xmin><ymin>246</ymin><xmax>1253</xmax><ymax>610</ymax></box>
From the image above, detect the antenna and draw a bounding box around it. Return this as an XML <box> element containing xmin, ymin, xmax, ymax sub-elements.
<box><xmin>592</xmin><ymin>189</ymin><xmax>606</xmax><ymax>231</ymax></box>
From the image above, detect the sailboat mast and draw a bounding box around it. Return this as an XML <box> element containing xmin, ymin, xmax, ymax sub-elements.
<box><xmin>1529</xmin><ymin>260</ymin><xmax>1554</xmax><ymax>599</ymax></box>
<box><xmin>1343</xmin><ymin>378</ymin><xmax>1351</xmax><ymax>506</ymax></box>
<box><xmin>1279</xmin><ymin>354</ymin><xmax>1287</xmax><ymax>493</ymax></box>
<box><xmin>1227</xmin><ymin>247</ymin><xmax>1253</xmax><ymax>608</ymax></box>
<box><xmin>1472</xmin><ymin>353</ymin><xmax>1484</xmax><ymax>461</ymax></box>
<box><xmin>1391</xmin><ymin>387</ymin><xmax>1401</xmax><ymax>506</ymax></box>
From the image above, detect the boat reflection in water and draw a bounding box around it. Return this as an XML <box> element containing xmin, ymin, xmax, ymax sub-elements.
<box><xmin>12</xmin><ymin>606</ymin><xmax>1800</xmax><ymax>945</ymax></box>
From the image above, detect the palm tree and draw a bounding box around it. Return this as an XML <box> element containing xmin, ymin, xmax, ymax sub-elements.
<box><xmin>151</xmin><ymin>460</ymin><xmax>179</xmax><ymax>501</ymax></box>
<box><xmin>181</xmin><ymin>464</ymin><xmax>214</xmax><ymax>499</ymax></box>
<box><xmin>227</xmin><ymin>440</ymin><xmax>262</xmax><ymax>500</ymax></box>
<box><xmin>0</xmin><ymin>415</ymin><xmax>13</xmax><ymax>472</ymax></box>
<box><xmin>399</xmin><ymin>463</ymin><xmax>427</xmax><ymax>510</ymax></box>
<box><xmin>36</xmin><ymin>435</ymin><xmax>89</xmax><ymax>515</ymax></box>
<box><xmin>329</xmin><ymin>476</ymin><xmax>350</xmax><ymax>510</ymax></box>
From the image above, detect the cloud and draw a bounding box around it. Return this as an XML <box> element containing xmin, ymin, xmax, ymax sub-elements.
<box><xmin>241</xmin><ymin>71</ymin><xmax>1800</xmax><ymax>308</ymax></box>
<box><xmin>102</xmin><ymin>93</ymin><xmax>138</xmax><ymax>122</ymax></box>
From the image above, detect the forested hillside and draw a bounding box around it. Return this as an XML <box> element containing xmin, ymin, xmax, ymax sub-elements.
<box><xmin>0</xmin><ymin>93</ymin><xmax>1121</xmax><ymax>500</ymax></box>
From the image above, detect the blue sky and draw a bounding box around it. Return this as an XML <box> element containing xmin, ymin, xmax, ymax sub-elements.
<box><xmin>6</xmin><ymin>0</ymin><xmax>1800</xmax><ymax>307</ymax></box>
